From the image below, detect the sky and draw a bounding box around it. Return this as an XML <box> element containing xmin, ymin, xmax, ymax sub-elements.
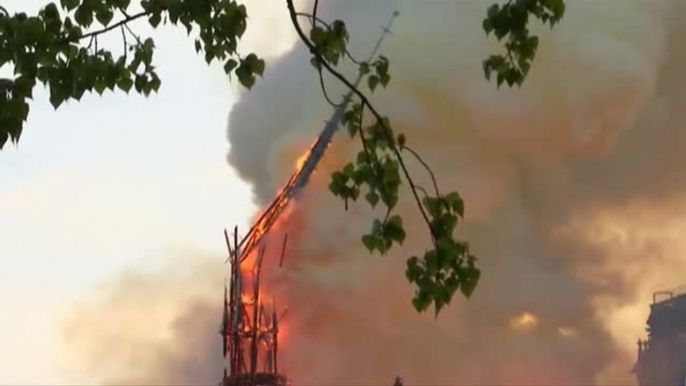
<box><xmin>0</xmin><ymin>1</ymin><xmax>297</xmax><ymax>382</ymax></box>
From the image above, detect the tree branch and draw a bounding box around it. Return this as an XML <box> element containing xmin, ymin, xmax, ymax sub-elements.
<box><xmin>357</xmin><ymin>104</ymin><xmax>380</xmax><ymax>179</ymax></box>
<box><xmin>403</xmin><ymin>145</ymin><xmax>441</xmax><ymax>198</ymax></box>
<box><xmin>286</xmin><ymin>0</ymin><xmax>435</xmax><ymax>243</ymax></box>
<box><xmin>315</xmin><ymin>62</ymin><xmax>342</xmax><ymax>108</ymax></box>
<box><xmin>311</xmin><ymin>0</ymin><xmax>319</xmax><ymax>28</ymax></box>
<box><xmin>78</xmin><ymin>11</ymin><xmax>148</xmax><ymax>41</ymax></box>
<box><xmin>414</xmin><ymin>184</ymin><xmax>431</xmax><ymax>200</ymax></box>
<box><xmin>294</xmin><ymin>12</ymin><xmax>363</xmax><ymax>65</ymax></box>
<box><xmin>121</xmin><ymin>25</ymin><xmax>127</xmax><ymax>59</ymax></box>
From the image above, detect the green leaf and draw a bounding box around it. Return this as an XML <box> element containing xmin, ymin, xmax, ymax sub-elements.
<box><xmin>236</xmin><ymin>61</ymin><xmax>255</xmax><ymax>90</ymax></box>
<box><xmin>253</xmin><ymin>58</ymin><xmax>265</xmax><ymax>77</ymax></box>
<box><xmin>444</xmin><ymin>191</ymin><xmax>464</xmax><ymax>217</ymax></box>
<box><xmin>117</xmin><ymin>77</ymin><xmax>133</xmax><ymax>93</ymax></box>
<box><xmin>367</xmin><ymin>75</ymin><xmax>379</xmax><ymax>92</ymax></box>
<box><xmin>94</xmin><ymin>78</ymin><xmax>106</xmax><ymax>95</ymax></box>
<box><xmin>423</xmin><ymin>197</ymin><xmax>443</xmax><ymax>218</ymax></box>
<box><xmin>460</xmin><ymin>268</ymin><xmax>480</xmax><ymax>298</ymax></box>
<box><xmin>149</xmin><ymin>13</ymin><xmax>162</xmax><ymax>28</ymax></box>
<box><xmin>405</xmin><ymin>256</ymin><xmax>421</xmax><ymax>281</ymax></box>
<box><xmin>74</xmin><ymin>5</ymin><xmax>94</xmax><ymax>27</ymax></box>
<box><xmin>224</xmin><ymin>59</ymin><xmax>238</xmax><ymax>75</ymax></box>
<box><xmin>96</xmin><ymin>8</ymin><xmax>114</xmax><ymax>26</ymax></box>
<box><xmin>60</xmin><ymin>0</ymin><xmax>80</xmax><ymax>11</ymax></box>
<box><xmin>412</xmin><ymin>291</ymin><xmax>432</xmax><ymax>313</ymax></box>
<box><xmin>365</xmin><ymin>191</ymin><xmax>379</xmax><ymax>208</ymax></box>
<box><xmin>0</xmin><ymin>131</ymin><xmax>8</xmax><ymax>150</ymax></box>
<box><xmin>384</xmin><ymin>215</ymin><xmax>406</xmax><ymax>244</ymax></box>
<box><xmin>379</xmin><ymin>73</ymin><xmax>391</xmax><ymax>88</ymax></box>
<box><xmin>483</xmin><ymin>17</ymin><xmax>494</xmax><ymax>34</ymax></box>
<box><xmin>359</xmin><ymin>61</ymin><xmax>370</xmax><ymax>75</ymax></box>
<box><xmin>343</xmin><ymin>162</ymin><xmax>354</xmax><ymax>176</ymax></box>
<box><xmin>362</xmin><ymin>234</ymin><xmax>378</xmax><ymax>253</ymax></box>
<box><xmin>49</xmin><ymin>93</ymin><xmax>64</xmax><ymax>109</ymax></box>
<box><xmin>150</xmin><ymin>74</ymin><xmax>161</xmax><ymax>92</ymax></box>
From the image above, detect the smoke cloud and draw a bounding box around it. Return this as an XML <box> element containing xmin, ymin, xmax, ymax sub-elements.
<box><xmin>228</xmin><ymin>1</ymin><xmax>686</xmax><ymax>384</ymax></box>
<box><xmin>63</xmin><ymin>1</ymin><xmax>686</xmax><ymax>385</ymax></box>
<box><xmin>61</xmin><ymin>255</ymin><xmax>226</xmax><ymax>385</ymax></box>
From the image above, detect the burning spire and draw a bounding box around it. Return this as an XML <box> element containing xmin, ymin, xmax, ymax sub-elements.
<box><xmin>220</xmin><ymin>227</ymin><xmax>289</xmax><ymax>386</ymax></box>
<box><xmin>221</xmin><ymin>11</ymin><xmax>399</xmax><ymax>386</ymax></box>
<box><xmin>229</xmin><ymin>11</ymin><xmax>400</xmax><ymax>266</ymax></box>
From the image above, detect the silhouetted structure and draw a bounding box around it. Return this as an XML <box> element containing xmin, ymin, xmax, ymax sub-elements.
<box><xmin>220</xmin><ymin>228</ymin><xmax>289</xmax><ymax>386</ymax></box>
<box><xmin>225</xmin><ymin>11</ymin><xmax>398</xmax><ymax>267</ymax></box>
<box><xmin>218</xmin><ymin>12</ymin><xmax>399</xmax><ymax>386</ymax></box>
<box><xmin>634</xmin><ymin>289</ymin><xmax>686</xmax><ymax>386</ymax></box>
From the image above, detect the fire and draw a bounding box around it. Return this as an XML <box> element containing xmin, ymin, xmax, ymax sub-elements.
<box><xmin>557</xmin><ymin>326</ymin><xmax>578</xmax><ymax>338</ymax></box>
<box><xmin>294</xmin><ymin>149</ymin><xmax>310</xmax><ymax>172</ymax></box>
<box><xmin>295</xmin><ymin>138</ymin><xmax>318</xmax><ymax>170</ymax></box>
<box><xmin>223</xmin><ymin>136</ymin><xmax>316</xmax><ymax>384</ymax></box>
<box><xmin>509</xmin><ymin>312</ymin><xmax>539</xmax><ymax>332</ymax></box>
<box><xmin>238</xmin><ymin>138</ymin><xmax>318</xmax><ymax>265</ymax></box>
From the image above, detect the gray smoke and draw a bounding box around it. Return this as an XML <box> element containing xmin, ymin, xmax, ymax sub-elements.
<box><xmin>227</xmin><ymin>1</ymin><xmax>686</xmax><ymax>384</ymax></box>
<box><xmin>62</xmin><ymin>1</ymin><xmax>686</xmax><ymax>385</ymax></box>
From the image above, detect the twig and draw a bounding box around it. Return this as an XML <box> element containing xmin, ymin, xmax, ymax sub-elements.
<box><xmin>79</xmin><ymin>11</ymin><xmax>148</xmax><ymax>41</ymax></box>
<box><xmin>118</xmin><ymin>6</ymin><xmax>131</xmax><ymax>19</ymax></box>
<box><xmin>86</xmin><ymin>35</ymin><xmax>96</xmax><ymax>52</ymax></box>
<box><xmin>286</xmin><ymin>0</ymin><xmax>436</xmax><ymax>243</ymax></box>
<box><xmin>123</xmin><ymin>22</ymin><xmax>143</xmax><ymax>46</ymax></box>
<box><xmin>356</xmin><ymin>104</ymin><xmax>381</xmax><ymax>182</ymax></box>
<box><xmin>316</xmin><ymin>64</ymin><xmax>341</xmax><ymax>108</ymax></box>
<box><xmin>403</xmin><ymin>145</ymin><xmax>441</xmax><ymax>198</ymax></box>
<box><xmin>311</xmin><ymin>0</ymin><xmax>319</xmax><ymax>28</ymax></box>
<box><xmin>120</xmin><ymin>25</ymin><xmax>128</xmax><ymax>58</ymax></box>
<box><xmin>294</xmin><ymin>12</ymin><xmax>363</xmax><ymax>65</ymax></box>
<box><xmin>414</xmin><ymin>185</ymin><xmax>431</xmax><ymax>200</ymax></box>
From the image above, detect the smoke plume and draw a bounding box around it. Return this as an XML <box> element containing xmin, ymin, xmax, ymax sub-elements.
<box><xmin>228</xmin><ymin>1</ymin><xmax>686</xmax><ymax>384</ymax></box>
<box><xmin>63</xmin><ymin>1</ymin><xmax>686</xmax><ymax>385</ymax></box>
<box><xmin>61</xmin><ymin>255</ymin><xmax>226</xmax><ymax>385</ymax></box>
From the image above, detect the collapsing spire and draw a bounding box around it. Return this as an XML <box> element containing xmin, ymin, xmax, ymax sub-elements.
<box><xmin>221</xmin><ymin>11</ymin><xmax>399</xmax><ymax>386</ymax></box>
<box><xmin>229</xmin><ymin>11</ymin><xmax>399</xmax><ymax>265</ymax></box>
<box><xmin>220</xmin><ymin>227</ymin><xmax>288</xmax><ymax>386</ymax></box>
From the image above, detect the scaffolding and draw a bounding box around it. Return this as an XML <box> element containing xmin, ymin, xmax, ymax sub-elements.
<box><xmin>220</xmin><ymin>227</ymin><xmax>289</xmax><ymax>386</ymax></box>
<box><xmin>218</xmin><ymin>11</ymin><xmax>399</xmax><ymax>386</ymax></box>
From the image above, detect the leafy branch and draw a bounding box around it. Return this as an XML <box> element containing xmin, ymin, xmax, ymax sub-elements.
<box><xmin>287</xmin><ymin>0</ymin><xmax>480</xmax><ymax>316</ymax></box>
<box><xmin>77</xmin><ymin>10</ymin><xmax>147</xmax><ymax>41</ymax></box>
<box><xmin>1</xmin><ymin>0</ymin><xmax>564</xmax><ymax>316</ymax></box>
<box><xmin>0</xmin><ymin>0</ymin><xmax>265</xmax><ymax>149</ymax></box>
<box><xmin>287</xmin><ymin>0</ymin><xmax>564</xmax><ymax>315</ymax></box>
<box><xmin>482</xmin><ymin>0</ymin><xmax>565</xmax><ymax>87</ymax></box>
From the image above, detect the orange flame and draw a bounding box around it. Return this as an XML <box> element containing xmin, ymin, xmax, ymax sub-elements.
<box><xmin>228</xmin><ymin>138</ymin><xmax>315</xmax><ymax>373</ymax></box>
<box><xmin>294</xmin><ymin>150</ymin><xmax>310</xmax><ymax>172</ymax></box>
<box><xmin>240</xmin><ymin>139</ymin><xmax>318</xmax><ymax>264</ymax></box>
